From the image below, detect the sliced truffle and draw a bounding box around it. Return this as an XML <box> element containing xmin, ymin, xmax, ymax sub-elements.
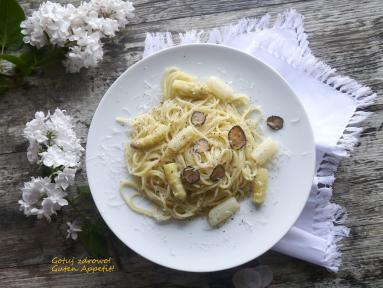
<box><xmin>191</xmin><ymin>111</ymin><xmax>206</xmax><ymax>126</ymax></box>
<box><xmin>266</xmin><ymin>115</ymin><xmax>284</xmax><ymax>130</ymax></box>
<box><xmin>210</xmin><ymin>165</ymin><xmax>225</xmax><ymax>181</ymax></box>
<box><xmin>182</xmin><ymin>166</ymin><xmax>200</xmax><ymax>184</ymax></box>
<box><xmin>228</xmin><ymin>125</ymin><xmax>246</xmax><ymax>149</ymax></box>
<box><xmin>192</xmin><ymin>138</ymin><xmax>210</xmax><ymax>153</ymax></box>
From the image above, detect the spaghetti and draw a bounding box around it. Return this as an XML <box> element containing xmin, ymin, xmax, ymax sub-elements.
<box><xmin>120</xmin><ymin>68</ymin><xmax>278</xmax><ymax>226</ymax></box>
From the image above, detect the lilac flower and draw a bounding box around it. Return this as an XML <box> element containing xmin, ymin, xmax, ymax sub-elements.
<box><xmin>66</xmin><ymin>220</ymin><xmax>82</xmax><ymax>240</ymax></box>
<box><xmin>20</xmin><ymin>0</ymin><xmax>135</xmax><ymax>72</ymax></box>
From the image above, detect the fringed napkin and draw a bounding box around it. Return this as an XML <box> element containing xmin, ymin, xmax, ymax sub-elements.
<box><xmin>143</xmin><ymin>9</ymin><xmax>375</xmax><ymax>271</ymax></box>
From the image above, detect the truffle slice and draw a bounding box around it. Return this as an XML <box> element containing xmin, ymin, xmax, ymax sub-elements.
<box><xmin>191</xmin><ymin>111</ymin><xmax>206</xmax><ymax>126</ymax></box>
<box><xmin>266</xmin><ymin>115</ymin><xmax>284</xmax><ymax>130</ymax></box>
<box><xmin>228</xmin><ymin>125</ymin><xmax>246</xmax><ymax>149</ymax></box>
<box><xmin>182</xmin><ymin>166</ymin><xmax>200</xmax><ymax>184</ymax></box>
<box><xmin>210</xmin><ymin>165</ymin><xmax>225</xmax><ymax>181</ymax></box>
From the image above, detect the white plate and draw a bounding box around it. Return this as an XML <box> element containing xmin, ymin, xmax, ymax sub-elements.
<box><xmin>86</xmin><ymin>44</ymin><xmax>315</xmax><ymax>272</ymax></box>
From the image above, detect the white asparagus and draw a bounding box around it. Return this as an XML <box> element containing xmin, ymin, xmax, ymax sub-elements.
<box><xmin>130</xmin><ymin>124</ymin><xmax>169</xmax><ymax>150</ymax></box>
<box><xmin>251</xmin><ymin>137</ymin><xmax>278</xmax><ymax>166</ymax></box>
<box><xmin>206</xmin><ymin>76</ymin><xmax>236</xmax><ymax>101</ymax></box>
<box><xmin>172</xmin><ymin>80</ymin><xmax>210</xmax><ymax>99</ymax></box>
<box><xmin>163</xmin><ymin>163</ymin><xmax>186</xmax><ymax>201</ymax></box>
<box><xmin>163</xmin><ymin>68</ymin><xmax>194</xmax><ymax>99</ymax></box>
<box><xmin>166</xmin><ymin>126</ymin><xmax>197</xmax><ymax>154</ymax></box>
<box><xmin>252</xmin><ymin>168</ymin><xmax>268</xmax><ymax>205</ymax></box>
<box><xmin>208</xmin><ymin>197</ymin><xmax>240</xmax><ymax>227</ymax></box>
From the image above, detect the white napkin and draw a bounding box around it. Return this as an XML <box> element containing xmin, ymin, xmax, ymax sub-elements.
<box><xmin>143</xmin><ymin>9</ymin><xmax>375</xmax><ymax>272</ymax></box>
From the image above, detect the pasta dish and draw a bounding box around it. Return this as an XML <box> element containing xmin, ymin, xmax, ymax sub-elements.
<box><xmin>119</xmin><ymin>68</ymin><xmax>279</xmax><ymax>227</ymax></box>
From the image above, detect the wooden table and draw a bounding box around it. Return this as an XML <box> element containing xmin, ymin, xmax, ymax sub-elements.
<box><xmin>1</xmin><ymin>0</ymin><xmax>382</xmax><ymax>287</ymax></box>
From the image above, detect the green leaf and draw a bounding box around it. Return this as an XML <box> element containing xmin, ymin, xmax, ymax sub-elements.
<box><xmin>0</xmin><ymin>74</ymin><xmax>12</xmax><ymax>94</ymax></box>
<box><xmin>37</xmin><ymin>164</ymin><xmax>66</xmax><ymax>179</ymax></box>
<box><xmin>0</xmin><ymin>54</ymin><xmax>31</xmax><ymax>75</ymax></box>
<box><xmin>0</xmin><ymin>0</ymin><xmax>26</xmax><ymax>53</ymax></box>
<box><xmin>78</xmin><ymin>185</ymin><xmax>91</xmax><ymax>197</ymax></box>
<box><xmin>80</xmin><ymin>219</ymin><xmax>109</xmax><ymax>258</ymax></box>
<box><xmin>21</xmin><ymin>45</ymin><xmax>67</xmax><ymax>71</ymax></box>
<box><xmin>1</xmin><ymin>46</ymin><xmax>68</xmax><ymax>77</ymax></box>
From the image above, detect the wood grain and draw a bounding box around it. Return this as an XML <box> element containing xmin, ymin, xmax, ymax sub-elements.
<box><xmin>1</xmin><ymin>0</ymin><xmax>382</xmax><ymax>287</ymax></box>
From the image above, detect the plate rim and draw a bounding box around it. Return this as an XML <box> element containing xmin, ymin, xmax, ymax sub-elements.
<box><xmin>86</xmin><ymin>43</ymin><xmax>316</xmax><ymax>272</ymax></box>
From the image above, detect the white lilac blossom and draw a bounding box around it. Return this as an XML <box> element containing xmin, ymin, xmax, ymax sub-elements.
<box><xmin>40</xmin><ymin>145</ymin><xmax>81</xmax><ymax>168</ymax></box>
<box><xmin>20</xmin><ymin>0</ymin><xmax>135</xmax><ymax>73</ymax></box>
<box><xmin>45</xmin><ymin>186</ymin><xmax>68</xmax><ymax>207</ymax></box>
<box><xmin>23</xmin><ymin>111</ymin><xmax>49</xmax><ymax>144</ymax></box>
<box><xmin>55</xmin><ymin>167</ymin><xmax>77</xmax><ymax>190</ymax></box>
<box><xmin>232</xmin><ymin>266</ymin><xmax>273</xmax><ymax>288</ymax></box>
<box><xmin>18</xmin><ymin>177</ymin><xmax>52</xmax><ymax>216</ymax></box>
<box><xmin>19</xmin><ymin>109</ymin><xmax>83</xmax><ymax>223</ymax></box>
<box><xmin>66</xmin><ymin>221</ymin><xmax>82</xmax><ymax>240</ymax></box>
<box><xmin>23</xmin><ymin>108</ymin><xmax>84</xmax><ymax>168</ymax></box>
<box><xmin>32</xmin><ymin>197</ymin><xmax>60</xmax><ymax>221</ymax></box>
<box><xmin>18</xmin><ymin>176</ymin><xmax>67</xmax><ymax>221</ymax></box>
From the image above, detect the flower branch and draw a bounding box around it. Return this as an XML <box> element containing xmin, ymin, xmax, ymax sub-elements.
<box><xmin>19</xmin><ymin>108</ymin><xmax>110</xmax><ymax>258</ymax></box>
<box><xmin>0</xmin><ymin>0</ymin><xmax>135</xmax><ymax>94</ymax></box>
